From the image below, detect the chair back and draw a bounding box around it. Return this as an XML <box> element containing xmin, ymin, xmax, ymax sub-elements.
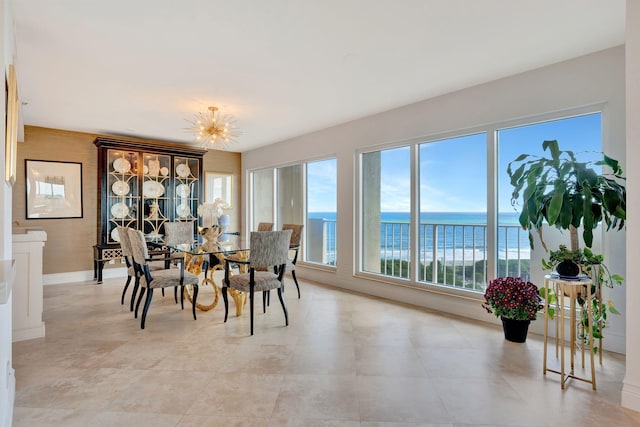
<box><xmin>257</xmin><ymin>222</ymin><xmax>274</xmax><ymax>232</ymax></box>
<box><xmin>127</xmin><ymin>228</ymin><xmax>150</xmax><ymax>268</ymax></box>
<box><xmin>117</xmin><ymin>226</ymin><xmax>134</xmax><ymax>261</ymax></box>
<box><xmin>249</xmin><ymin>230</ymin><xmax>292</xmax><ymax>268</ymax></box>
<box><xmin>281</xmin><ymin>224</ymin><xmax>303</xmax><ymax>247</ymax></box>
<box><xmin>164</xmin><ymin>221</ymin><xmax>194</xmax><ymax>246</ymax></box>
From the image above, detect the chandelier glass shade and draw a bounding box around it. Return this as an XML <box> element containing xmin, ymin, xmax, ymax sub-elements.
<box><xmin>186</xmin><ymin>106</ymin><xmax>240</xmax><ymax>149</ymax></box>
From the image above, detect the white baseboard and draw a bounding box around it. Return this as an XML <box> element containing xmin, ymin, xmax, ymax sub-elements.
<box><xmin>622</xmin><ymin>382</ymin><xmax>640</xmax><ymax>413</ymax></box>
<box><xmin>12</xmin><ymin>323</ymin><xmax>45</xmax><ymax>342</ymax></box>
<box><xmin>43</xmin><ymin>268</ymin><xmax>126</xmax><ymax>286</ymax></box>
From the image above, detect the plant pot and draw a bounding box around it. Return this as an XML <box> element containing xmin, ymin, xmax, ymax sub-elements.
<box><xmin>501</xmin><ymin>317</ymin><xmax>530</xmax><ymax>343</ymax></box>
<box><xmin>556</xmin><ymin>260</ymin><xmax>580</xmax><ymax>277</ymax></box>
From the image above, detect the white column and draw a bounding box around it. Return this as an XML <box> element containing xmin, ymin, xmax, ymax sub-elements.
<box><xmin>622</xmin><ymin>0</ymin><xmax>640</xmax><ymax>413</ymax></box>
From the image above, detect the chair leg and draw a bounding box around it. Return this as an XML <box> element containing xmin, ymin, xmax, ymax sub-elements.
<box><xmin>180</xmin><ymin>285</ymin><xmax>185</xmax><ymax>310</ymax></box>
<box><xmin>222</xmin><ymin>286</ymin><xmax>229</xmax><ymax>322</ymax></box>
<box><xmin>121</xmin><ymin>276</ymin><xmax>132</xmax><ymax>305</ymax></box>
<box><xmin>250</xmin><ymin>289</ymin><xmax>254</xmax><ymax>336</ymax></box>
<box><xmin>161</xmin><ymin>288</ymin><xmax>165</xmax><ymax>297</ymax></box>
<box><xmin>141</xmin><ymin>288</ymin><xmax>154</xmax><ymax>329</ymax></box>
<box><xmin>277</xmin><ymin>287</ymin><xmax>289</xmax><ymax>327</ymax></box>
<box><xmin>191</xmin><ymin>284</ymin><xmax>198</xmax><ymax>320</ymax></box>
<box><xmin>263</xmin><ymin>291</ymin><xmax>268</xmax><ymax>313</ymax></box>
<box><xmin>174</xmin><ymin>286</ymin><xmax>178</xmax><ymax>304</ymax></box>
<box><xmin>292</xmin><ymin>270</ymin><xmax>301</xmax><ymax>299</ymax></box>
<box><xmin>130</xmin><ymin>278</ymin><xmax>140</xmax><ymax>312</ymax></box>
<box><xmin>135</xmin><ymin>287</ymin><xmax>146</xmax><ymax>319</ymax></box>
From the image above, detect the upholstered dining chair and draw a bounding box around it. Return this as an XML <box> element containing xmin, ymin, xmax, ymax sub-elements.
<box><xmin>257</xmin><ymin>222</ymin><xmax>274</xmax><ymax>231</ymax></box>
<box><xmin>116</xmin><ymin>226</ymin><xmax>137</xmax><ymax>310</ymax></box>
<box><xmin>163</xmin><ymin>221</ymin><xmax>194</xmax><ymax>246</ymax></box>
<box><xmin>281</xmin><ymin>224</ymin><xmax>304</xmax><ymax>298</ymax></box>
<box><xmin>222</xmin><ymin>229</ymin><xmax>292</xmax><ymax>335</ymax></box>
<box><xmin>127</xmin><ymin>228</ymin><xmax>201</xmax><ymax>329</ymax></box>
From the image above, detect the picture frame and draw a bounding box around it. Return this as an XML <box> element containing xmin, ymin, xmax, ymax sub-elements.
<box><xmin>5</xmin><ymin>64</ymin><xmax>18</xmax><ymax>185</ymax></box>
<box><xmin>25</xmin><ymin>159</ymin><xmax>83</xmax><ymax>219</ymax></box>
<box><xmin>205</xmin><ymin>172</ymin><xmax>233</xmax><ymax>207</ymax></box>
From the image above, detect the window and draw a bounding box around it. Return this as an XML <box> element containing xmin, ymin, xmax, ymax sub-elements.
<box><xmin>361</xmin><ymin>146</ymin><xmax>411</xmax><ymax>277</ymax></box>
<box><xmin>251</xmin><ymin>169</ymin><xmax>273</xmax><ymax>230</ymax></box>
<box><xmin>418</xmin><ymin>133</ymin><xmax>487</xmax><ymax>289</ymax></box>
<box><xmin>249</xmin><ymin>157</ymin><xmax>337</xmax><ymax>267</ymax></box>
<box><xmin>356</xmin><ymin>109</ymin><xmax>603</xmax><ymax>293</ymax></box>
<box><xmin>277</xmin><ymin>165</ymin><xmax>303</xmax><ymax>227</ymax></box>
<box><xmin>306</xmin><ymin>158</ymin><xmax>337</xmax><ymax>265</ymax></box>
<box><xmin>496</xmin><ymin>112</ymin><xmax>602</xmax><ymax>279</ymax></box>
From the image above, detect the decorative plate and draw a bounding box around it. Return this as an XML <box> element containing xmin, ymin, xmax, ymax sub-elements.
<box><xmin>176</xmin><ymin>163</ymin><xmax>191</xmax><ymax>178</ymax></box>
<box><xmin>111</xmin><ymin>180</ymin><xmax>130</xmax><ymax>196</ymax></box>
<box><xmin>110</xmin><ymin>202</ymin><xmax>129</xmax><ymax>218</ymax></box>
<box><xmin>148</xmin><ymin>159</ymin><xmax>160</xmax><ymax>177</ymax></box>
<box><xmin>113</xmin><ymin>158</ymin><xmax>131</xmax><ymax>174</ymax></box>
<box><xmin>176</xmin><ymin>204</ymin><xmax>191</xmax><ymax>218</ymax></box>
<box><xmin>176</xmin><ymin>183</ymin><xmax>190</xmax><ymax>198</ymax></box>
<box><xmin>160</xmin><ymin>167</ymin><xmax>169</xmax><ymax>176</ymax></box>
<box><xmin>110</xmin><ymin>227</ymin><xmax>120</xmax><ymax>242</ymax></box>
<box><xmin>142</xmin><ymin>180</ymin><xmax>165</xmax><ymax>198</ymax></box>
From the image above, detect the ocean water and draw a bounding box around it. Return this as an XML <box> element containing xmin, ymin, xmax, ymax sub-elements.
<box><xmin>308</xmin><ymin>211</ymin><xmax>529</xmax><ymax>263</ymax></box>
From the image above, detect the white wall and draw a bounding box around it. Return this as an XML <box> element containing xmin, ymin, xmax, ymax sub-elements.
<box><xmin>0</xmin><ymin>0</ymin><xmax>16</xmax><ymax>425</ymax></box>
<box><xmin>243</xmin><ymin>46</ymin><xmax>628</xmax><ymax>353</ymax></box>
<box><xmin>622</xmin><ymin>0</ymin><xmax>640</xmax><ymax>413</ymax></box>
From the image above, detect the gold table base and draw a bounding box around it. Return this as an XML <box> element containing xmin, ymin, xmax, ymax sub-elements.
<box><xmin>183</xmin><ymin>251</ymin><xmax>248</xmax><ymax>316</ymax></box>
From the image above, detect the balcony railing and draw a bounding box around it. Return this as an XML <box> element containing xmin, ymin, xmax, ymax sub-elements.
<box><xmin>308</xmin><ymin>218</ymin><xmax>530</xmax><ymax>291</ymax></box>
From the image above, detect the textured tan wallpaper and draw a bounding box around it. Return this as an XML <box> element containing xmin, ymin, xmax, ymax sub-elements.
<box><xmin>13</xmin><ymin>126</ymin><xmax>241</xmax><ymax>275</ymax></box>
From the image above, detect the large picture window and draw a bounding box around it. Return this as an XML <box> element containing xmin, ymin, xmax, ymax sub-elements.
<box><xmin>250</xmin><ymin>157</ymin><xmax>337</xmax><ymax>267</ymax></box>
<box><xmin>357</xmin><ymin>110</ymin><xmax>603</xmax><ymax>292</ymax></box>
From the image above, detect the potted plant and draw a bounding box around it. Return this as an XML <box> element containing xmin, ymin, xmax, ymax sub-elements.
<box><xmin>507</xmin><ymin>140</ymin><xmax>626</xmax><ymax>351</ymax></box>
<box><xmin>482</xmin><ymin>277</ymin><xmax>543</xmax><ymax>342</ymax></box>
<box><xmin>540</xmin><ymin>245</ymin><xmax>622</xmax><ymax>353</ymax></box>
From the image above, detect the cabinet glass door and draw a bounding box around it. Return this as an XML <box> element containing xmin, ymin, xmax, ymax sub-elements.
<box><xmin>107</xmin><ymin>149</ymin><xmax>139</xmax><ymax>243</ymax></box>
<box><xmin>141</xmin><ymin>152</ymin><xmax>171</xmax><ymax>240</ymax></box>
<box><xmin>174</xmin><ymin>156</ymin><xmax>200</xmax><ymax>223</ymax></box>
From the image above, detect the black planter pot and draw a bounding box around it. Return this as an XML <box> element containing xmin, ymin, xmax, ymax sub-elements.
<box><xmin>556</xmin><ymin>260</ymin><xmax>580</xmax><ymax>277</ymax></box>
<box><xmin>501</xmin><ymin>317</ymin><xmax>531</xmax><ymax>343</ymax></box>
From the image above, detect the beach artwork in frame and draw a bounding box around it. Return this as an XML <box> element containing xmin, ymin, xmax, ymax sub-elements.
<box><xmin>25</xmin><ymin>159</ymin><xmax>83</xmax><ymax>219</ymax></box>
<box><xmin>205</xmin><ymin>172</ymin><xmax>233</xmax><ymax>207</ymax></box>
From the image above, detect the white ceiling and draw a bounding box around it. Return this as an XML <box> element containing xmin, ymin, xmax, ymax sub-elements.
<box><xmin>11</xmin><ymin>0</ymin><xmax>626</xmax><ymax>153</ymax></box>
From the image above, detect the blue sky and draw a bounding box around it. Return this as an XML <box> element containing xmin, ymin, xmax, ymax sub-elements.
<box><xmin>306</xmin><ymin>113</ymin><xmax>602</xmax><ymax>214</ymax></box>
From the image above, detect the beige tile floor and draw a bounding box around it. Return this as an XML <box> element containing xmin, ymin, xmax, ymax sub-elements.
<box><xmin>12</xmin><ymin>276</ymin><xmax>640</xmax><ymax>426</ymax></box>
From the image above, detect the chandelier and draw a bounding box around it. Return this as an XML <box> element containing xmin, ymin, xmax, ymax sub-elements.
<box><xmin>186</xmin><ymin>106</ymin><xmax>241</xmax><ymax>149</ymax></box>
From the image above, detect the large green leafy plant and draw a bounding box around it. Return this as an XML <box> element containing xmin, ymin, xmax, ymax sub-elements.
<box><xmin>507</xmin><ymin>140</ymin><xmax>625</xmax><ymax>251</ymax></box>
<box><xmin>507</xmin><ymin>140</ymin><xmax>626</xmax><ymax>352</ymax></box>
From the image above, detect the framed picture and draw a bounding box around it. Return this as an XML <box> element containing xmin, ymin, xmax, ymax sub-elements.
<box><xmin>25</xmin><ymin>160</ymin><xmax>83</xmax><ymax>219</ymax></box>
<box><xmin>205</xmin><ymin>172</ymin><xmax>233</xmax><ymax>207</ymax></box>
<box><xmin>5</xmin><ymin>64</ymin><xmax>18</xmax><ymax>185</ymax></box>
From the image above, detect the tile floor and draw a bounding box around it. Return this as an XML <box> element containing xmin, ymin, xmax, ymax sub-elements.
<box><xmin>12</xmin><ymin>276</ymin><xmax>640</xmax><ymax>426</ymax></box>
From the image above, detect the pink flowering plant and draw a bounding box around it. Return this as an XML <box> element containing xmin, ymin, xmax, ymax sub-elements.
<box><xmin>482</xmin><ymin>277</ymin><xmax>543</xmax><ymax>321</ymax></box>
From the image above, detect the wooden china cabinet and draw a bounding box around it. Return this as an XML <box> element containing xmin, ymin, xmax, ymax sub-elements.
<box><xmin>93</xmin><ymin>136</ymin><xmax>207</xmax><ymax>283</ymax></box>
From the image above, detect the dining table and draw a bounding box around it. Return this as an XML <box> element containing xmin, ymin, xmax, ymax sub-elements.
<box><xmin>159</xmin><ymin>232</ymin><xmax>250</xmax><ymax>316</ymax></box>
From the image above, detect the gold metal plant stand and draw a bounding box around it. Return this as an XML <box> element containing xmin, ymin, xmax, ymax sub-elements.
<box><xmin>542</xmin><ymin>275</ymin><xmax>597</xmax><ymax>390</ymax></box>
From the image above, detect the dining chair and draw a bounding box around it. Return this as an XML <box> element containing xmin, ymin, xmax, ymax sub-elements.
<box><xmin>281</xmin><ymin>224</ymin><xmax>304</xmax><ymax>298</ymax></box>
<box><xmin>257</xmin><ymin>222</ymin><xmax>274</xmax><ymax>231</ymax></box>
<box><xmin>222</xmin><ymin>229</ymin><xmax>292</xmax><ymax>335</ymax></box>
<box><xmin>116</xmin><ymin>226</ymin><xmax>137</xmax><ymax>309</ymax></box>
<box><xmin>164</xmin><ymin>221</ymin><xmax>194</xmax><ymax>246</ymax></box>
<box><xmin>127</xmin><ymin>228</ymin><xmax>201</xmax><ymax>329</ymax></box>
